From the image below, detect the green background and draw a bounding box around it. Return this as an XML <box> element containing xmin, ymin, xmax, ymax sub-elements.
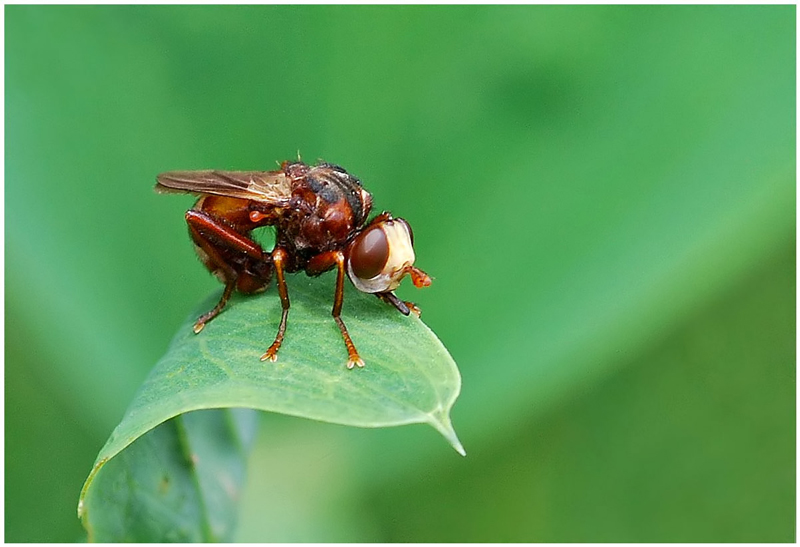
<box><xmin>5</xmin><ymin>5</ymin><xmax>795</xmax><ymax>542</ymax></box>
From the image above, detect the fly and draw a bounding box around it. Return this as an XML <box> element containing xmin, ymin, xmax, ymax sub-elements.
<box><xmin>156</xmin><ymin>160</ymin><xmax>431</xmax><ymax>369</ymax></box>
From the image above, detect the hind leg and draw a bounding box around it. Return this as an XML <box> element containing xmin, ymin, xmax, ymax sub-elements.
<box><xmin>185</xmin><ymin>210</ymin><xmax>267</xmax><ymax>333</ymax></box>
<box><xmin>193</xmin><ymin>281</ymin><xmax>236</xmax><ymax>333</ymax></box>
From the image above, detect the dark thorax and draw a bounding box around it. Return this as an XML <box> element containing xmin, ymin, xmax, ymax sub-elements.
<box><xmin>277</xmin><ymin>162</ymin><xmax>373</xmax><ymax>272</ymax></box>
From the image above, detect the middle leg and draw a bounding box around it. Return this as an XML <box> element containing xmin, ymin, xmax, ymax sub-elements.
<box><xmin>260</xmin><ymin>247</ymin><xmax>290</xmax><ymax>362</ymax></box>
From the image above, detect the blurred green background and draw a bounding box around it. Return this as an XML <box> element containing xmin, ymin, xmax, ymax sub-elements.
<box><xmin>5</xmin><ymin>5</ymin><xmax>795</xmax><ymax>542</ymax></box>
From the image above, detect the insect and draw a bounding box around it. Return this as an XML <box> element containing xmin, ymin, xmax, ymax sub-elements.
<box><xmin>155</xmin><ymin>159</ymin><xmax>431</xmax><ymax>369</ymax></box>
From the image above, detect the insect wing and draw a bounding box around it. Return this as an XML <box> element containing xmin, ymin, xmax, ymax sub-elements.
<box><xmin>155</xmin><ymin>170</ymin><xmax>292</xmax><ymax>204</ymax></box>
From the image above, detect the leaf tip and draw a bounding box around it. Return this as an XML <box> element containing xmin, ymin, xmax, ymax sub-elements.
<box><xmin>427</xmin><ymin>410</ymin><xmax>466</xmax><ymax>456</ymax></box>
<box><xmin>452</xmin><ymin>437</ymin><xmax>467</xmax><ymax>457</ymax></box>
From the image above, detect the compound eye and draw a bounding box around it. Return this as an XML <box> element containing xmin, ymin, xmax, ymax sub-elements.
<box><xmin>351</xmin><ymin>226</ymin><xmax>389</xmax><ymax>280</ymax></box>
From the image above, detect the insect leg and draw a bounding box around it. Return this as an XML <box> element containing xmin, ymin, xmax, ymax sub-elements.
<box><xmin>331</xmin><ymin>251</ymin><xmax>365</xmax><ymax>369</ymax></box>
<box><xmin>186</xmin><ymin>219</ymin><xmax>239</xmax><ymax>333</ymax></box>
<box><xmin>185</xmin><ymin>210</ymin><xmax>268</xmax><ymax>332</ymax></box>
<box><xmin>193</xmin><ymin>281</ymin><xmax>236</xmax><ymax>333</ymax></box>
<box><xmin>305</xmin><ymin>249</ymin><xmax>339</xmax><ymax>276</ymax></box>
<box><xmin>375</xmin><ymin>291</ymin><xmax>421</xmax><ymax>317</ymax></box>
<box><xmin>306</xmin><ymin>250</ymin><xmax>365</xmax><ymax>368</ymax></box>
<box><xmin>185</xmin><ymin>210</ymin><xmax>264</xmax><ymax>259</ymax></box>
<box><xmin>260</xmin><ymin>247</ymin><xmax>290</xmax><ymax>362</ymax></box>
<box><xmin>294</xmin><ymin>248</ymin><xmax>372</xmax><ymax>368</ymax></box>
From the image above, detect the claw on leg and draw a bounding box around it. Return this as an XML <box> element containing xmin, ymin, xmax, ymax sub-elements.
<box><xmin>260</xmin><ymin>345</ymin><xmax>280</xmax><ymax>362</ymax></box>
<box><xmin>405</xmin><ymin>301</ymin><xmax>421</xmax><ymax>317</ymax></box>
<box><xmin>346</xmin><ymin>355</ymin><xmax>365</xmax><ymax>369</ymax></box>
<box><xmin>334</xmin><ymin>316</ymin><xmax>364</xmax><ymax>369</ymax></box>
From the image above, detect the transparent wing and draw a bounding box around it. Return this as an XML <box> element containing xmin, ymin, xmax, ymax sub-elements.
<box><xmin>155</xmin><ymin>170</ymin><xmax>292</xmax><ymax>204</ymax></box>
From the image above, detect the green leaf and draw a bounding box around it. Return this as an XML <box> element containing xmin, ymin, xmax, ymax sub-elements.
<box><xmin>80</xmin><ymin>408</ymin><xmax>258</xmax><ymax>542</ymax></box>
<box><xmin>79</xmin><ymin>272</ymin><xmax>463</xmax><ymax>538</ymax></box>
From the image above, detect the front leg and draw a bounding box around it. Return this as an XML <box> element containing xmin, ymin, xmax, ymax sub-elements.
<box><xmin>306</xmin><ymin>250</ymin><xmax>365</xmax><ymax>369</ymax></box>
<box><xmin>376</xmin><ymin>291</ymin><xmax>421</xmax><ymax>317</ymax></box>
